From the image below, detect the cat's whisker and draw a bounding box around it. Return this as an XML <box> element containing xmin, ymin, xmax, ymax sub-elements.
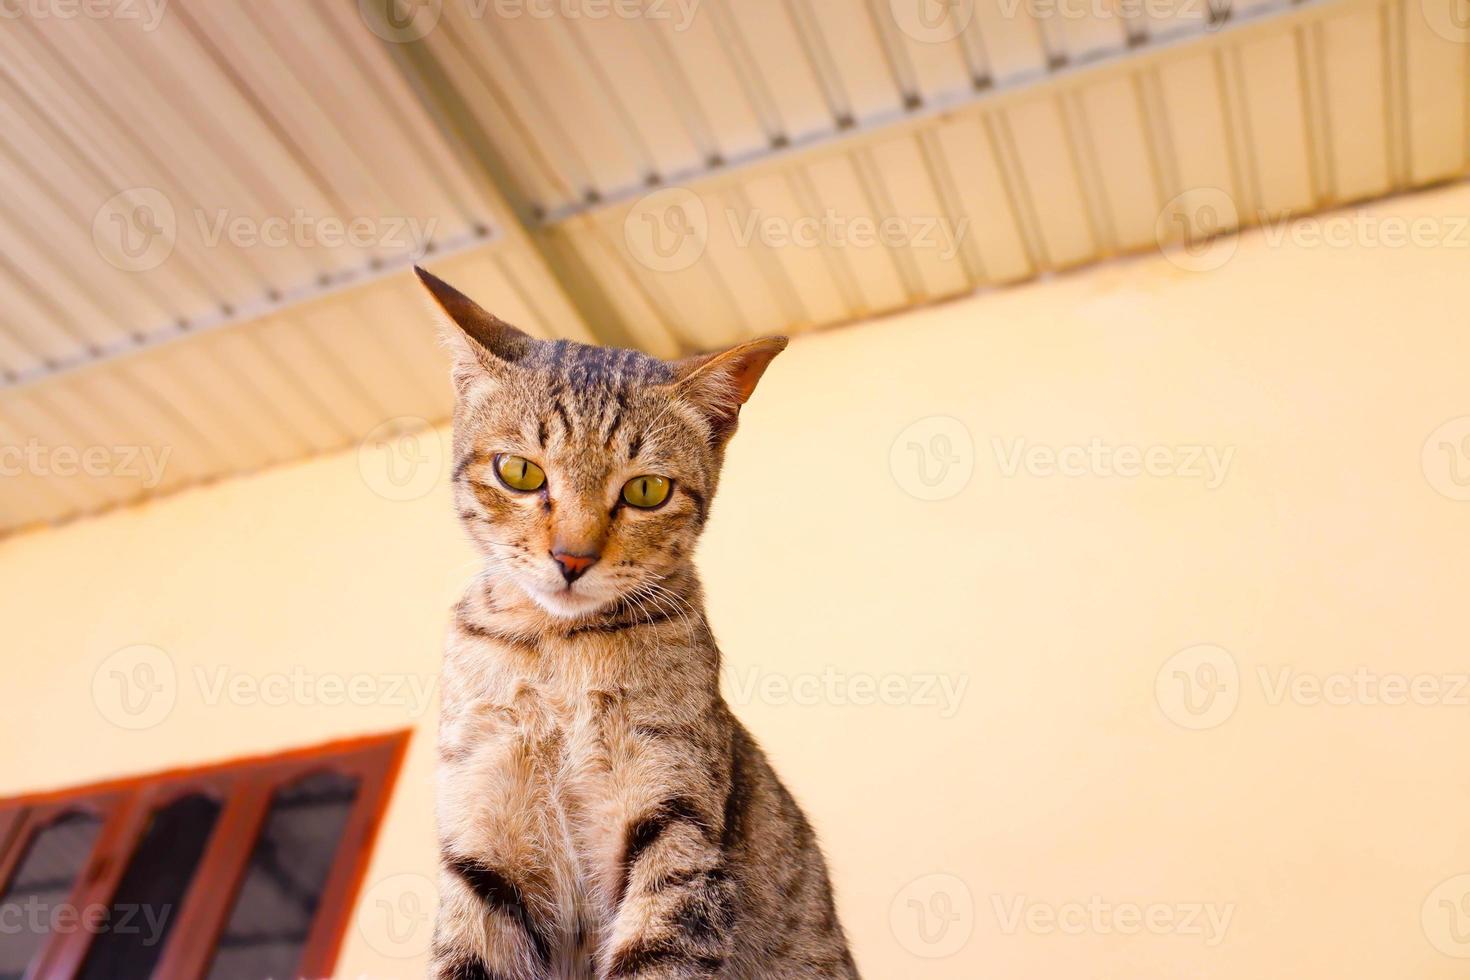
<box><xmin>637</xmin><ymin>580</ymin><xmax>699</xmax><ymax>642</ymax></box>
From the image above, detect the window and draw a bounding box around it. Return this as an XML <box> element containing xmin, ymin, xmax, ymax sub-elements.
<box><xmin>0</xmin><ymin>732</ymin><xmax>408</xmax><ymax>979</ymax></box>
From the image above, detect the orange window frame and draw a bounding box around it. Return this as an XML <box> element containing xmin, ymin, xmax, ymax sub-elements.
<box><xmin>0</xmin><ymin>730</ymin><xmax>410</xmax><ymax>979</ymax></box>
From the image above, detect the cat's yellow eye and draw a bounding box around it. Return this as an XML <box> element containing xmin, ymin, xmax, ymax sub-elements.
<box><xmin>622</xmin><ymin>474</ymin><xmax>671</xmax><ymax>509</ymax></box>
<box><xmin>495</xmin><ymin>454</ymin><xmax>546</xmax><ymax>492</ymax></box>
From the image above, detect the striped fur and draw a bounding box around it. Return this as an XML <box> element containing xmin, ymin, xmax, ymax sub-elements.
<box><xmin>419</xmin><ymin>268</ymin><xmax>857</xmax><ymax>979</ymax></box>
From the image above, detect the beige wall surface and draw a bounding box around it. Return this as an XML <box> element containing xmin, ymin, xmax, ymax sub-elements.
<box><xmin>3</xmin><ymin>182</ymin><xmax>1470</xmax><ymax>977</ymax></box>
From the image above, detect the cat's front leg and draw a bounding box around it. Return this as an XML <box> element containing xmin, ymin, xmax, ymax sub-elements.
<box><xmin>603</xmin><ymin>802</ymin><xmax>735</xmax><ymax>979</ymax></box>
<box><xmin>434</xmin><ymin>715</ymin><xmax>563</xmax><ymax>980</ymax></box>
<box><xmin>431</xmin><ymin>855</ymin><xmax>556</xmax><ymax>980</ymax></box>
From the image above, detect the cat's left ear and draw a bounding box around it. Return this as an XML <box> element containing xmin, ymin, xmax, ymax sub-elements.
<box><xmin>415</xmin><ymin>265</ymin><xmax>534</xmax><ymax>388</ymax></box>
<box><xmin>669</xmin><ymin>336</ymin><xmax>788</xmax><ymax>441</ymax></box>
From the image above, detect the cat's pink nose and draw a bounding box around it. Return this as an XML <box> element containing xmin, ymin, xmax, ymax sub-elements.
<box><xmin>551</xmin><ymin>549</ymin><xmax>599</xmax><ymax>584</ymax></box>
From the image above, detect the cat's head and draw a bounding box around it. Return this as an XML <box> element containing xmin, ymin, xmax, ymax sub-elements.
<box><xmin>417</xmin><ymin>267</ymin><xmax>785</xmax><ymax>621</ymax></box>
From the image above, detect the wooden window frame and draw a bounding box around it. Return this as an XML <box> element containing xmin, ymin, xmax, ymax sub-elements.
<box><xmin>0</xmin><ymin>730</ymin><xmax>410</xmax><ymax>979</ymax></box>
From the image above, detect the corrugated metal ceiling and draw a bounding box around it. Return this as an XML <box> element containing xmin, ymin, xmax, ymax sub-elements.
<box><xmin>0</xmin><ymin>0</ymin><xmax>1466</xmax><ymax>534</ymax></box>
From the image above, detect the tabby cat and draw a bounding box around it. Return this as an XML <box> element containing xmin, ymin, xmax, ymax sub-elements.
<box><xmin>417</xmin><ymin>267</ymin><xmax>858</xmax><ymax>980</ymax></box>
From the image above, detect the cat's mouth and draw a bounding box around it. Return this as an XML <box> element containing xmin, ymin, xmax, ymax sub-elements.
<box><xmin>523</xmin><ymin>579</ymin><xmax>612</xmax><ymax>620</ymax></box>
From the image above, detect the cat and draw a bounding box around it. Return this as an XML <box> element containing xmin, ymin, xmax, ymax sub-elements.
<box><xmin>417</xmin><ymin>266</ymin><xmax>859</xmax><ymax>980</ymax></box>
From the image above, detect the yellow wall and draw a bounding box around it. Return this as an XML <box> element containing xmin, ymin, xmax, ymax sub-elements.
<box><xmin>4</xmin><ymin>183</ymin><xmax>1470</xmax><ymax>978</ymax></box>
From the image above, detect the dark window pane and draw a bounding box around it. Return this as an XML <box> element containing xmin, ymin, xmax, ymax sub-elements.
<box><xmin>78</xmin><ymin>793</ymin><xmax>221</xmax><ymax>980</ymax></box>
<box><xmin>205</xmin><ymin>771</ymin><xmax>360</xmax><ymax>980</ymax></box>
<box><xmin>0</xmin><ymin>811</ymin><xmax>104</xmax><ymax>980</ymax></box>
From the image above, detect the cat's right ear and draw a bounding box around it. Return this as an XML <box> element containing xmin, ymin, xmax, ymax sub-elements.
<box><xmin>415</xmin><ymin>266</ymin><xmax>534</xmax><ymax>389</ymax></box>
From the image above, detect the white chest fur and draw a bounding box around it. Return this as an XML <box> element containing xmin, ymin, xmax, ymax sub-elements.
<box><xmin>439</xmin><ymin>654</ymin><xmax>661</xmax><ymax>944</ymax></box>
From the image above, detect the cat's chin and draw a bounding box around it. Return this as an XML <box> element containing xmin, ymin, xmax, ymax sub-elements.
<box><xmin>523</xmin><ymin>583</ymin><xmax>613</xmax><ymax>620</ymax></box>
